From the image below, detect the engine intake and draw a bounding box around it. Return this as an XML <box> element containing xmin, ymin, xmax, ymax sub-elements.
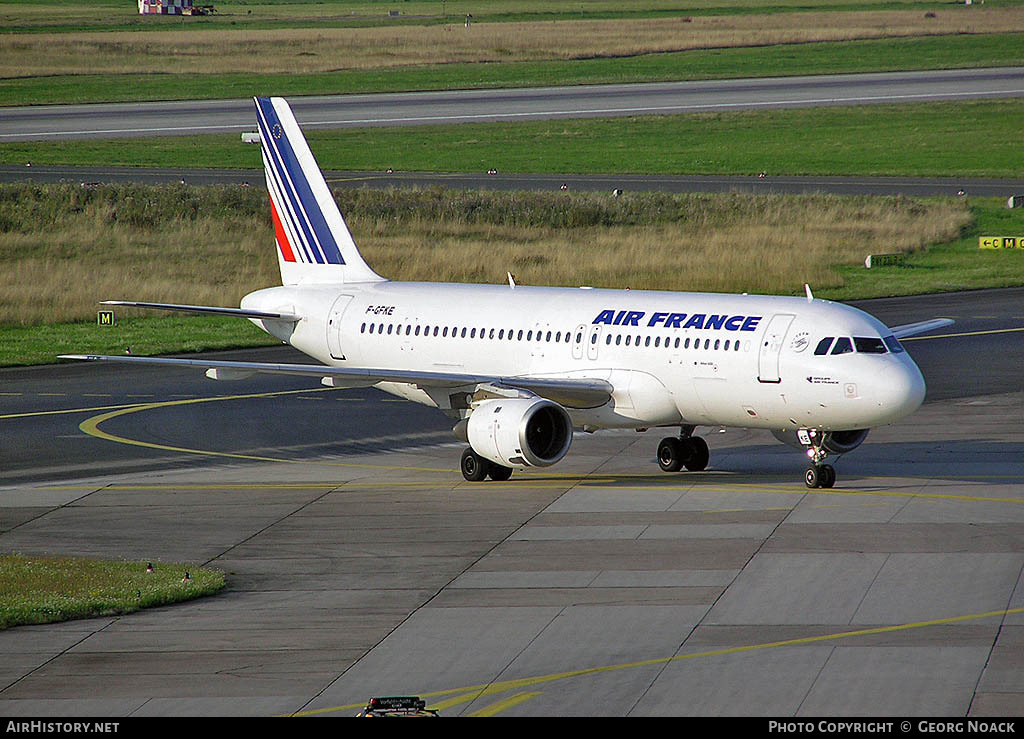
<box><xmin>771</xmin><ymin>428</ymin><xmax>869</xmax><ymax>454</ymax></box>
<box><xmin>466</xmin><ymin>398</ymin><xmax>573</xmax><ymax>468</ymax></box>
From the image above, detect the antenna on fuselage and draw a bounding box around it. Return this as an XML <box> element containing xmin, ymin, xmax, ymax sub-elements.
<box><xmin>508</xmin><ymin>272</ymin><xmax>517</xmax><ymax>289</ymax></box>
<box><xmin>804</xmin><ymin>284</ymin><xmax>814</xmax><ymax>302</ymax></box>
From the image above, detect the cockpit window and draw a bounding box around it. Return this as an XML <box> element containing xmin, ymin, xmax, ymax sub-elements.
<box><xmin>814</xmin><ymin>337</ymin><xmax>834</xmax><ymax>355</ymax></box>
<box><xmin>830</xmin><ymin>337</ymin><xmax>854</xmax><ymax>355</ymax></box>
<box><xmin>883</xmin><ymin>335</ymin><xmax>905</xmax><ymax>353</ymax></box>
<box><xmin>853</xmin><ymin>337</ymin><xmax>887</xmax><ymax>354</ymax></box>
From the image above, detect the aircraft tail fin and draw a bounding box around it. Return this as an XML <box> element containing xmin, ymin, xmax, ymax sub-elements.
<box><xmin>254</xmin><ymin>97</ymin><xmax>384</xmax><ymax>286</ymax></box>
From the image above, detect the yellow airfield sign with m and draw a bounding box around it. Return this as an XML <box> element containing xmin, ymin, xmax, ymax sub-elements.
<box><xmin>979</xmin><ymin>236</ymin><xmax>1024</xmax><ymax>249</ymax></box>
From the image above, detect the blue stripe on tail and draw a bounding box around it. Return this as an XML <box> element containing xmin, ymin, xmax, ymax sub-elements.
<box><xmin>254</xmin><ymin>98</ymin><xmax>345</xmax><ymax>266</ymax></box>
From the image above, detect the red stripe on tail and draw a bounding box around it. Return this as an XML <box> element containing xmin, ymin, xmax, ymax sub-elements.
<box><xmin>269</xmin><ymin>195</ymin><xmax>297</xmax><ymax>263</ymax></box>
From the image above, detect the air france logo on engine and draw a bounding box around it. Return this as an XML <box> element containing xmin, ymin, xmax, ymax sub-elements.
<box><xmin>592</xmin><ymin>310</ymin><xmax>762</xmax><ymax>332</ymax></box>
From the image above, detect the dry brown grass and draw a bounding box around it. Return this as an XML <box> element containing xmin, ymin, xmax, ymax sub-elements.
<box><xmin>356</xmin><ymin>198</ymin><xmax>969</xmax><ymax>294</ymax></box>
<box><xmin>0</xmin><ymin>184</ymin><xmax>969</xmax><ymax>326</ymax></box>
<box><xmin>2</xmin><ymin>7</ymin><xmax>1021</xmax><ymax>78</ymax></box>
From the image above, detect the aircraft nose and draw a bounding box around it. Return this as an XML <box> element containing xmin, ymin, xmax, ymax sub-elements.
<box><xmin>880</xmin><ymin>357</ymin><xmax>926</xmax><ymax>421</ymax></box>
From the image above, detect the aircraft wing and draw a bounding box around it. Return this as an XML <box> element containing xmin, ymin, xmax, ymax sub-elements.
<box><xmin>889</xmin><ymin>318</ymin><xmax>954</xmax><ymax>339</ymax></box>
<box><xmin>58</xmin><ymin>354</ymin><xmax>613</xmax><ymax>409</ymax></box>
<box><xmin>100</xmin><ymin>301</ymin><xmax>301</xmax><ymax>322</ymax></box>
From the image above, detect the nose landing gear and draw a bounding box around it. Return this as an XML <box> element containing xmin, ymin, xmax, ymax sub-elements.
<box><xmin>802</xmin><ymin>429</ymin><xmax>836</xmax><ymax>488</ymax></box>
<box><xmin>804</xmin><ymin>463</ymin><xmax>836</xmax><ymax>489</ymax></box>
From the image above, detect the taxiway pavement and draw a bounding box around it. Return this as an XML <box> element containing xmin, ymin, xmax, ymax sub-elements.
<box><xmin>1</xmin><ymin>290</ymin><xmax>1022</xmax><ymax>716</ymax></box>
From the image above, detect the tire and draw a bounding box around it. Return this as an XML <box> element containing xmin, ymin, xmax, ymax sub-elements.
<box><xmin>657</xmin><ymin>437</ymin><xmax>684</xmax><ymax>472</ymax></box>
<box><xmin>488</xmin><ymin>464</ymin><xmax>513</xmax><ymax>481</ymax></box>
<box><xmin>805</xmin><ymin>465</ymin><xmax>820</xmax><ymax>488</ymax></box>
<box><xmin>820</xmin><ymin>464</ymin><xmax>836</xmax><ymax>488</ymax></box>
<box><xmin>461</xmin><ymin>448</ymin><xmax>489</xmax><ymax>482</ymax></box>
<box><xmin>684</xmin><ymin>436</ymin><xmax>709</xmax><ymax>472</ymax></box>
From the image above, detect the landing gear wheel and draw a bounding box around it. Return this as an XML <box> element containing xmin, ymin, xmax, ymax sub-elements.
<box><xmin>820</xmin><ymin>464</ymin><xmax>836</xmax><ymax>488</ymax></box>
<box><xmin>805</xmin><ymin>465</ymin><xmax>820</xmax><ymax>489</ymax></box>
<box><xmin>657</xmin><ymin>437</ymin><xmax>684</xmax><ymax>472</ymax></box>
<box><xmin>683</xmin><ymin>436</ymin><xmax>709</xmax><ymax>472</ymax></box>
<box><xmin>805</xmin><ymin>464</ymin><xmax>837</xmax><ymax>489</ymax></box>
<box><xmin>488</xmin><ymin>464</ymin><xmax>513</xmax><ymax>481</ymax></box>
<box><xmin>461</xmin><ymin>448</ymin><xmax>490</xmax><ymax>482</ymax></box>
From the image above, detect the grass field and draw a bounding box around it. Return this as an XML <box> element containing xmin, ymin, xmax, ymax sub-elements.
<box><xmin>0</xmin><ymin>554</ymin><xmax>225</xmax><ymax>629</ymax></box>
<box><xmin>2</xmin><ymin>2</ymin><xmax>1023</xmax><ymax>105</ymax></box>
<box><xmin>4</xmin><ymin>99</ymin><xmax>1023</xmax><ymax>179</ymax></box>
<box><xmin>4</xmin><ymin>0</ymin><xmax>1010</xmax><ymax>35</ymax></box>
<box><xmin>5</xmin><ymin>182</ymin><xmax>1023</xmax><ymax>367</ymax></box>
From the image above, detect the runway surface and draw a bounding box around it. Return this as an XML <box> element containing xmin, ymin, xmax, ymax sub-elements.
<box><xmin>3</xmin><ymin>67</ymin><xmax>1023</xmax><ymax>142</ymax></box>
<box><xmin>1</xmin><ymin>288</ymin><xmax>1022</xmax><ymax>716</ymax></box>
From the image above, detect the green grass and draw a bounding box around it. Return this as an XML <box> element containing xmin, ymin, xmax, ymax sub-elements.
<box><xmin>0</xmin><ymin>316</ymin><xmax>277</xmax><ymax>367</ymax></box>
<box><xmin>831</xmin><ymin>198</ymin><xmax>1024</xmax><ymax>300</ymax></box>
<box><xmin>4</xmin><ymin>99</ymin><xmax>1023</xmax><ymax>179</ymax></box>
<box><xmin>3</xmin><ymin>33</ymin><xmax>1023</xmax><ymax>106</ymax></box>
<box><xmin>0</xmin><ymin>554</ymin><xmax>225</xmax><ymax>629</ymax></box>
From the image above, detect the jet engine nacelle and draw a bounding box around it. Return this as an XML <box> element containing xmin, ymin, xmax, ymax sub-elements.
<box><xmin>466</xmin><ymin>398</ymin><xmax>573</xmax><ymax>468</ymax></box>
<box><xmin>771</xmin><ymin>428</ymin><xmax>870</xmax><ymax>454</ymax></box>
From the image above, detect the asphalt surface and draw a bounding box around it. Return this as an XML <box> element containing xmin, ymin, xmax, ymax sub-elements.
<box><xmin>3</xmin><ymin>67</ymin><xmax>1023</xmax><ymax>142</ymax></box>
<box><xmin>0</xmin><ymin>289</ymin><xmax>1022</xmax><ymax>716</ymax></box>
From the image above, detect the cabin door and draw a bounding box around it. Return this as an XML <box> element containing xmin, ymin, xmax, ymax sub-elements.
<box><xmin>327</xmin><ymin>294</ymin><xmax>354</xmax><ymax>360</ymax></box>
<box><xmin>757</xmin><ymin>313</ymin><xmax>794</xmax><ymax>383</ymax></box>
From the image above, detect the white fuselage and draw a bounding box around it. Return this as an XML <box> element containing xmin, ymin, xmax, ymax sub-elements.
<box><xmin>242</xmin><ymin>280</ymin><xmax>926</xmax><ymax>435</ymax></box>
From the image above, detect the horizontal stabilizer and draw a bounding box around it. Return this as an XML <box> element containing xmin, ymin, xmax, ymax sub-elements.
<box><xmin>890</xmin><ymin>318</ymin><xmax>954</xmax><ymax>339</ymax></box>
<box><xmin>58</xmin><ymin>355</ymin><xmax>613</xmax><ymax>409</ymax></box>
<box><xmin>100</xmin><ymin>301</ymin><xmax>301</xmax><ymax>322</ymax></box>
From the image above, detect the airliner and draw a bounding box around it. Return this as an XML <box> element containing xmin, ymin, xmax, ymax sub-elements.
<box><xmin>63</xmin><ymin>97</ymin><xmax>951</xmax><ymax>489</ymax></box>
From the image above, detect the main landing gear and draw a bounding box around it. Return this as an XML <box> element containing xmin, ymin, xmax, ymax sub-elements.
<box><xmin>460</xmin><ymin>448</ymin><xmax>513</xmax><ymax>482</ymax></box>
<box><xmin>657</xmin><ymin>427</ymin><xmax>709</xmax><ymax>473</ymax></box>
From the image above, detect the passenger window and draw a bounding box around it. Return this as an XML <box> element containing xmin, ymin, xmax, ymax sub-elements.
<box><xmin>854</xmin><ymin>337</ymin><xmax>887</xmax><ymax>354</ymax></box>
<box><xmin>831</xmin><ymin>337</ymin><xmax>853</xmax><ymax>355</ymax></box>
<box><xmin>814</xmin><ymin>337</ymin><xmax>834</xmax><ymax>355</ymax></box>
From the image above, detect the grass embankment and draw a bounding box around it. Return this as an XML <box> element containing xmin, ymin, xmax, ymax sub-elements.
<box><xmin>0</xmin><ymin>554</ymin><xmax>225</xmax><ymax>629</ymax></box>
<box><xmin>2</xmin><ymin>3</ymin><xmax>1024</xmax><ymax>105</ymax></box>
<box><xmin>5</xmin><ymin>99</ymin><xmax>1022</xmax><ymax>179</ymax></box>
<box><xmin>6</xmin><ymin>182</ymin><xmax>1020</xmax><ymax>367</ymax></box>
